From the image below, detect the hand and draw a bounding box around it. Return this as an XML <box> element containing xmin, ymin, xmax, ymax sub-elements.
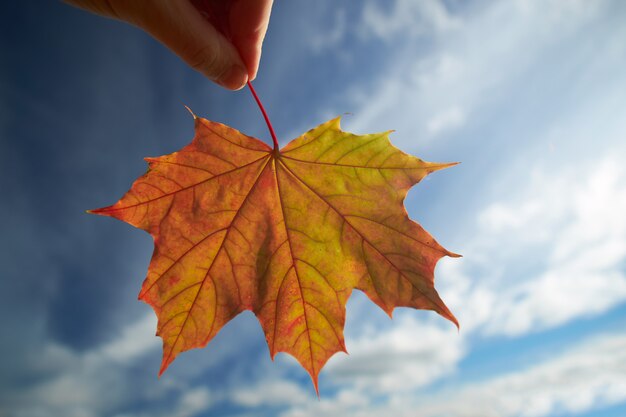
<box><xmin>65</xmin><ymin>0</ymin><xmax>273</xmax><ymax>90</ymax></box>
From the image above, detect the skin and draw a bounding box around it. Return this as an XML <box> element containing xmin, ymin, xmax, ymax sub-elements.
<box><xmin>65</xmin><ymin>0</ymin><xmax>274</xmax><ymax>90</ymax></box>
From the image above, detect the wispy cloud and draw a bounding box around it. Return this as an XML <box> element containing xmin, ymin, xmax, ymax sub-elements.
<box><xmin>3</xmin><ymin>314</ymin><xmax>217</xmax><ymax>417</ymax></box>
<box><xmin>279</xmin><ymin>333</ymin><xmax>626</xmax><ymax>417</ymax></box>
<box><xmin>359</xmin><ymin>0</ymin><xmax>461</xmax><ymax>41</ymax></box>
<box><xmin>231</xmin><ymin>380</ymin><xmax>309</xmax><ymax>408</ymax></box>
<box><xmin>343</xmin><ymin>0</ymin><xmax>612</xmax><ymax>145</ymax></box>
<box><xmin>326</xmin><ymin>315</ymin><xmax>463</xmax><ymax>393</ymax></box>
<box><xmin>308</xmin><ymin>8</ymin><xmax>347</xmax><ymax>54</ymax></box>
<box><xmin>442</xmin><ymin>157</ymin><xmax>626</xmax><ymax>337</ymax></box>
<box><xmin>427</xmin><ymin>106</ymin><xmax>465</xmax><ymax>135</ymax></box>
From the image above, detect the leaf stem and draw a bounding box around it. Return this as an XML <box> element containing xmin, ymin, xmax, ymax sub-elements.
<box><xmin>247</xmin><ymin>81</ymin><xmax>279</xmax><ymax>151</ymax></box>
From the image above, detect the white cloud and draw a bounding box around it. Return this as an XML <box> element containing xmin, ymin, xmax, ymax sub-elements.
<box><xmin>99</xmin><ymin>313</ymin><xmax>159</xmax><ymax>363</ymax></box>
<box><xmin>405</xmin><ymin>333</ymin><xmax>626</xmax><ymax>417</ymax></box>
<box><xmin>308</xmin><ymin>8</ymin><xmax>347</xmax><ymax>53</ymax></box>
<box><xmin>112</xmin><ymin>387</ymin><xmax>214</xmax><ymax>417</ymax></box>
<box><xmin>5</xmin><ymin>314</ymin><xmax>214</xmax><ymax>417</ymax></box>
<box><xmin>231</xmin><ymin>380</ymin><xmax>309</xmax><ymax>408</ymax></box>
<box><xmin>345</xmin><ymin>0</ymin><xmax>611</xmax><ymax>144</ymax></box>
<box><xmin>280</xmin><ymin>333</ymin><xmax>626</xmax><ymax>417</ymax></box>
<box><xmin>326</xmin><ymin>315</ymin><xmax>463</xmax><ymax>394</ymax></box>
<box><xmin>442</xmin><ymin>158</ymin><xmax>626</xmax><ymax>337</ymax></box>
<box><xmin>427</xmin><ymin>106</ymin><xmax>465</xmax><ymax>134</ymax></box>
<box><xmin>13</xmin><ymin>315</ymin><xmax>158</xmax><ymax>416</ymax></box>
<box><xmin>171</xmin><ymin>387</ymin><xmax>213</xmax><ymax>417</ymax></box>
<box><xmin>360</xmin><ymin>0</ymin><xmax>460</xmax><ymax>41</ymax></box>
<box><xmin>336</xmin><ymin>0</ymin><xmax>626</xmax><ymax>341</ymax></box>
<box><xmin>226</xmin><ymin>313</ymin><xmax>464</xmax><ymax>412</ymax></box>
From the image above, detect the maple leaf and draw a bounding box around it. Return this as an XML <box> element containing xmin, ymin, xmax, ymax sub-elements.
<box><xmin>90</xmin><ymin>111</ymin><xmax>459</xmax><ymax>391</ymax></box>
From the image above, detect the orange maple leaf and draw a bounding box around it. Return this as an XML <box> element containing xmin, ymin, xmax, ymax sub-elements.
<box><xmin>90</xmin><ymin>111</ymin><xmax>458</xmax><ymax>391</ymax></box>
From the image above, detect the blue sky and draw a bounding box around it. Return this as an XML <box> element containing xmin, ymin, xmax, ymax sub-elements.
<box><xmin>1</xmin><ymin>1</ymin><xmax>626</xmax><ymax>416</ymax></box>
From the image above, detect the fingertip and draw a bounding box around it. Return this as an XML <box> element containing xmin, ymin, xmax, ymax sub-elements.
<box><xmin>248</xmin><ymin>69</ymin><xmax>257</xmax><ymax>82</ymax></box>
<box><xmin>217</xmin><ymin>65</ymin><xmax>248</xmax><ymax>90</ymax></box>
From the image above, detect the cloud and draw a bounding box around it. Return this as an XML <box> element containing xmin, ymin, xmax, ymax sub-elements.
<box><xmin>426</xmin><ymin>106</ymin><xmax>465</xmax><ymax>134</ymax></box>
<box><xmin>335</xmin><ymin>0</ymin><xmax>626</xmax><ymax>340</ymax></box>
<box><xmin>404</xmin><ymin>333</ymin><xmax>626</xmax><ymax>417</ymax></box>
<box><xmin>326</xmin><ymin>314</ymin><xmax>463</xmax><ymax>394</ymax></box>
<box><xmin>6</xmin><ymin>315</ymin><xmax>155</xmax><ymax>416</ymax></box>
<box><xmin>231</xmin><ymin>380</ymin><xmax>309</xmax><ymax>408</ymax></box>
<box><xmin>441</xmin><ymin>158</ymin><xmax>626</xmax><ymax>337</ymax></box>
<box><xmin>99</xmin><ymin>314</ymin><xmax>159</xmax><ymax>363</ymax></box>
<box><xmin>169</xmin><ymin>388</ymin><xmax>213</xmax><ymax>417</ymax></box>
<box><xmin>2</xmin><ymin>313</ymin><xmax>215</xmax><ymax>417</ymax></box>
<box><xmin>345</xmin><ymin>0</ymin><xmax>610</xmax><ymax>144</ymax></box>
<box><xmin>308</xmin><ymin>8</ymin><xmax>347</xmax><ymax>53</ymax></box>
<box><xmin>112</xmin><ymin>387</ymin><xmax>214</xmax><ymax>417</ymax></box>
<box><xmin>359</xmin><ymin>0</ymin><xmax>460</xmax><ymax>41</ymax></box>
<box><xmin>279</xmin><ymin>333</ymin><xmax>626</xmax><ymax>417</ymax></box>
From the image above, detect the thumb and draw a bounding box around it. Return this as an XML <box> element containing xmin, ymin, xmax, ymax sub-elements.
<box><xmin>135</xmin><ymin>0</ymin><xmax>248</xmax><ymax>90</ymax></box>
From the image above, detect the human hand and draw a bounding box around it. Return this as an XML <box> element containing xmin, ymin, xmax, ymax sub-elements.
<box><xmin>65</xmin><ymin>0</ymin><xmax>273</xmax><ymax>90</ymax></box>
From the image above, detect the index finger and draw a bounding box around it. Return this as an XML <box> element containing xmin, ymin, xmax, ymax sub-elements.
<box><xmin>229</xmin><ymin>0</ymin><xmax>274</xmax><ymax>81</ymax></box>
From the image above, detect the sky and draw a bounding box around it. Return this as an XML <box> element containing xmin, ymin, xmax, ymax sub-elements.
<box><xmin>1</xmin><ymin>1</ymin><xmax>626</xmax><ymax>416</ymax></box>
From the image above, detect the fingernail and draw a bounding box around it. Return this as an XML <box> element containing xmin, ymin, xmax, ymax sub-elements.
<box><xmin>218</xmin><ymin>65</ymin><xmax>248</xmax><ymax>90</ymax></box>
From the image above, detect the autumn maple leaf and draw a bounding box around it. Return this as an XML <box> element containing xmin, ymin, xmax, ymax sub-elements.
<box><xmin>90</xmin><ymin>107</ymin><xmax>459</xmax><ymax>391</ymax></box>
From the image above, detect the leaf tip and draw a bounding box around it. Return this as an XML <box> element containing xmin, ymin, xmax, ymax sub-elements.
<box><xmin>442</xmin><ymin>308</ymin><xmax>460</xmax><ymax>330</ymax></box>
<box><xmin>330</xmin><ymin>116</ymin><xmax>342</xmax><ymax>130</ymax></box>
<box><xmin>312</xmin><ymin>376</ymin><xmax>320</xmax><ymax>398</ymax></box>
<box><xmin>86</xmin><ymin>206</ymin><xmax>110</xmax><ymax>216</ymax></box>
<box><xmin>429</xmin><ymin>161</ymin><xmax>460</xmax><ymax>172</ymax></box>
<box><xmin>183</xmin><ymin>105</ymin><xmax>197</xmax><ymax>120</ymax></box>
<box><xmin>302</xmin><ymin>360</ymin><xmax>322</xmax><ymax>396</ymax></box>
<box><xmin>159</xmin><ymin>353</ymin><xmax>175</xmax><ymax>377</ymax></box>
<box><xmin>451</xmin><ymin>315</ymin><xmax>460</xmax><ymax>331</ymax></box>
